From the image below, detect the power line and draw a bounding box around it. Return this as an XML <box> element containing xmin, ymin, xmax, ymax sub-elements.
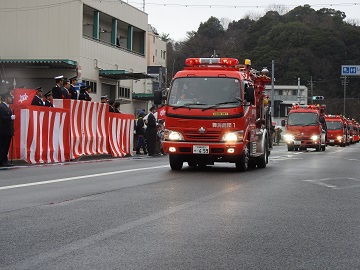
<box><xmin>0</xmin><ymin>0</ymin><xmax>78</xmax><ymax>13</ymax></box>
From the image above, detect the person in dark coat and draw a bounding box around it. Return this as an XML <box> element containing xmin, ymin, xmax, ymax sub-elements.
<box><xmin>108</xmin><ymin>99</ymin><xmax>115</xmax><ymax>112</ymax></box>
<box><xmin>145</xmin><ymin>106</ymin><xmax>157</xmax><ymax>156</ymax></box>
<box><xmin>62</xmin><ymin>79</ymin><xmax>71</xmax><ymax>99</ymax></box>
<box><xmin>69</xmin><ymin>76</ymin><xmax>78</xmax><ymax>100</ymax></box>
<box><xmin>135</xmin><ymin>111</ymin><xmax>147</xmax><ymax>155</ymax></box>
<box><xmin>52</xmin><ymin>75</ymin><xmax>64</xmax><ymax>99</ymax></box>
<box><xmin>0</xmin><ymin>92</ymin><xmax>15</xmax><ymax>166</ymax></box>
<box><xmin>31</xmin><ymin>87</ymin><xmax>44</xmax><ymax>106</ymax></box>
<box><xmin>78</xmin><ymin>86</ymin><xmax>92</xmax><ymax>101</ymax></box>
<box><xmin>44</xmin><ymin>90</ymin><xmax>54</xmax><ymax>107</ymax></box>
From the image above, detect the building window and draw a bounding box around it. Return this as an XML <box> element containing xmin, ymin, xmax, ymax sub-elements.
<box><xmin>118</xmin><ymin>86</ymin><xmax>130</xmax><ymax>99</ymax></box>
<box><xmin>278</xmin><ymin>90</ymin><xmax>283</xmax><ymax>95</ymax></box>
<box><xmin>163</xmin><ymin>51</ymin><xmax>166</xmax><ymax>59</ymax></box>
<box><xmin>153</xmin><ymin>56</ymin><xmax>155</xmax><ymax>62</ymax></box>
<box><xmin>292</xmin><ymin>90</ymin><xmax>297</xmax><ymax>96</ymax></box>
<box><xmin>82</xmin><ymin>79</ymin><xmax>97</xmax><ymax>94</ymax></box>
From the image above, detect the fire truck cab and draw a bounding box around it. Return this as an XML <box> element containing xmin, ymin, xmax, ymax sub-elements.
<box><xmin>284</xmin><ymin>104</ymin><xmax>327</xmax><ymax>151</ymax></box>
<box><xmin>158</xmin><ymin>57</ymin><xmax>272</xmax><ymax>171</ymax></box>
<box><xmin>325</xmin><ymin>115</ymin><xmax>347</xmax><ymax>147</ymax></box>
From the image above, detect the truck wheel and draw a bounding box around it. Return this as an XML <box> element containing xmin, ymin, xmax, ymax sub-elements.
<box><xmin>321</xmin><ymin>144</ymin><xmax>326</xmax><ymax>151</ymax></box>
<box><xmin>315</xmin><ymin>145</ymin><xmax>321</xmax><ymax>151</ymax></box>
<box><xmin>340</xmin><ymin>143</ymin><xmax>346</xmax><ymax>147</ymax></box>
<box><xmin>169</xmin><ymin>155</ymin><xmax>183</xmax><ymax>170</ymax></box>
<box><xmin>235</xmin><ymin>144</ymin><xmax>249</xmax><ymax>172</ymax></box>
<box><xmin>287</xmin><ymin>145</ymin><xmax>294</xmax><ymax>151</ymax></box>
<box><xmin>257</xmin><ymin>141</ymin><xmax>268</xmax><ymax>168</ymax></box>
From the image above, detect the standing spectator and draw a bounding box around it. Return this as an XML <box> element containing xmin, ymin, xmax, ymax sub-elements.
<box><xmin>114</xmin><ymin>101</ymin><xmax>121</xmax><ymax>113</ymax></box>
<box><xmin>108</xmin><ymin>99</ymin><xmax>115</xmax><ymax>112</ymax></box>
<box><xmin>78</xmin><ymin>86</ymin><xmax>92</xmax><ymax>101</ymax></box>
<box><xmin>44</xmin><ymin>90</ymin><xmax>54</xmax><ymax>107</ymax></box>
<box><xmin>0</xmin><ymin>92</ymin><xmax>15</xmax><ymax>166</ymax></box>
<box><xmin>146</xmin><ymin>105</ymin><xmax>157</xmax><ymax>156</ymax></box>
<box><xmin>52</xmin><ymin>75</ymin><xmax>64</xmax><ymax>99</ymax></box>
<box><xmin>135</xmin><ymin>111</ymin><xmax>147</xmax><ymax>155</ymax></box>
<box><xmin>31</xmin><ymin>87</ymin><xmax>44</xmax><ymax>106</ymax></box>
<box><xmin>69</xmin><ymin>76</ymin><xmax>78</xmax><ymax>99</ymax></box>
<box><xmin>275</xmin><ymin>126</ymin><xmax>282</xmax><ymax>145</ymax></box>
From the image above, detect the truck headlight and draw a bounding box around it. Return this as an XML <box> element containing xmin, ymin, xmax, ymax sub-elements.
<box><xmin>337</xmin><ymin>136</ymin><xmax>343</xmax><ymax>141</ymax></box>
<box><xmin>164</xmin><ymin>129</ymin><xmax>184</xmax><ymax>141</ymax></box>
<box><xmin>283</xmin><ymin>134</ymin><xmax>294</xmax><ymax>142</ymax></box>
<box><xmin>221</xmin><ymin>131</ymin><xmax>244</xmax><ymax>142</ymax></box>
<box><xmin>311</xmin><ymin>135</ymin><xmax>319</xmax><ymax>141</ymax></box>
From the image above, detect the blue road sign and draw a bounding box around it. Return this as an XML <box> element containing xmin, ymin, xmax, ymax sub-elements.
<box><xmin>341</xmin><ymin>65</ymin><xmax>360</xmax><ymax>76</ymax></box>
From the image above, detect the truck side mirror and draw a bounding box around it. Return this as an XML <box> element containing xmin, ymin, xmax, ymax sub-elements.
<box><xmin>281</xmin><ymin>119</ymin><xmax>286</xmax><ymax>127</ymax></box>
<box><xmin>245</xmin><ymin>86</ymin><xmax>255</xmax><ymax>104</ymax></box>
<box><xmin>154</xmin><ymin>90</ymin><xmax>163</xmax><ymax>105</ymax></box>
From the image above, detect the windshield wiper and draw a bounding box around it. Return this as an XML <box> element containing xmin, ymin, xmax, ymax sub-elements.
<box><xmin>202</xmin><ymin>100</ymin><xmax>241</xmax><ymax>111</ymax></box>
<box><xmin>172</xmin><ymin>102</ymin><xmax>207</xmax><ymax>109</ymax></box>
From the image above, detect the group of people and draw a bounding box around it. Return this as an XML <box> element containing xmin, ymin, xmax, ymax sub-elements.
<box><xmin>101</xmin><ymin>96</ymin><xmax>122</xmax><ymax>113</ymax></box>
<box><xmin>30</xmin><ymin>75</ymin><xmax>93</xmax><ymax>107</ymax></box>
<box><xmin>135</xmin><ymin>106</ymin><xmax>165</xmax><ymax>157</ymax></box>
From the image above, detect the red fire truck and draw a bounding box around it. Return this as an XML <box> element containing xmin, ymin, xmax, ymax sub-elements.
<box><xmin>325</xmin><ymin>115</ymin><xmax>347</xmax><ymax>147</ymax></box>
<box><xmin>155</xmin><ymin>58</ymin><xmax>272</xmax><ymax>171</ymax></box>
<box><xmin>350</xmin><ymin>119</ymin><xmax>359</xmax><ymax>143</ymax></box>
<box><xmin>283</xmin><ymin>104</ymin><xmax>327</xmax><ymax>151</ymax></box>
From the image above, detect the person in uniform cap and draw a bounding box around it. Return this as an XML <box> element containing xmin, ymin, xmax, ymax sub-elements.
<box><xmin>145</xmin><ymin>105</ymin><xmax>158</xmax><ymax>156</ymax></box>
<box><xmin>52</xmin><ymin>75</ymin><xmax>64</xmax><ymax>99</ymax></box>
<box><xmin>44</xmin><ymin>90</ymin><xmax>54</xmax><ymax>107</ymax></box>
<box><xmin>31</xmin><ymin>87</ymin><xmax>44</xmax><ymax>106</ymax></box>
<box><xmin>69</xmin><ymin>76</ymin><xmax>78</xmax><ymax>100</ymax></box>
<box><xmin>0</xmin><ymin>91</ymin><xmax>15</xmax><ymax>166</ymax></box>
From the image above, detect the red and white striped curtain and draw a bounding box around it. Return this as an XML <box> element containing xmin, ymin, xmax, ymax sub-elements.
<box><xmin>108</xmin><ymin>113</ymin><xmax>134</xmax><ymax>157</ymax></box>
<box><xmin>54</xmin><ymin>99</ymin><xmax>109</xmax><ymax>159</ymax></box>
<box><xmin>18</xmin><ymin>107</ymin><xmax>70</xmax><ymax>164</ymax></box>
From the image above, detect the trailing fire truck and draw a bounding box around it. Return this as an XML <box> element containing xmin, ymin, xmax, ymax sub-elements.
<box><xmin>154</xmin><ymin>57</ymin><xmax>272</xmax><ymax>171</ymax></box>
<box><xmin>283</xmin><ymin>104</ymin><xmax>327</xmax><ymax>151</ymax></box>
<box><xmin>325</xmin><ymin>115</ymin><xmax>347</xmax><ymax>147</ymax></box>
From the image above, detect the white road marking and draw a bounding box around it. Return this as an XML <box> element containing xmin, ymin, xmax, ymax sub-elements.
<box><xmin>0</xmin><ymin>165</ymin><xmax>169</xmax><ymax>191</ymax></box>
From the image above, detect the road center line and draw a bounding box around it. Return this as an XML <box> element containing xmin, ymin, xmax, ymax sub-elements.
<box><xmin>0</xmin><ymin>165</ymin><xmax>169</xmax><ymax>191</ymax></box>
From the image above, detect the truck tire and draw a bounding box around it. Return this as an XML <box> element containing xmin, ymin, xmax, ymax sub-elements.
<box><xmin>257</xmin><ymin>141</ymin><xmax>268</xmax><ymax>168</ymax></box>
<box><xmin>169</xmin><ymin>155</ymin><xmax>183</xmax><ymax>170</ymax></box>
<box><xmin>287</xmin><ymin>145</ymin><xmax>294</xmax><ymax>151</ymax></box>
<box><xmin>321</xmin><ymin>144</ymin><xmax>326</xmax><ymax>151</ymax></box>
<box><xmin>315</xmin><ymin>145</ymin><xmax>321</xmax><ymax>151</ymax></box>
<box><xmin>235</xmin><ymin>144</ymin><xmax>249</xmax><ymax>172</ymax></box>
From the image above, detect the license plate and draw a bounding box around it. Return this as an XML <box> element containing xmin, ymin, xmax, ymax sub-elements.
<box><xmin>193</xmin><ymin>145</ymin><xmax>209</xmax><ymax>154</ymax></box>
<box><xmin>294</xmin><ymin>141</ymin><xmax>301</xmax><ymax>145</ymax></box>
<box><xmin>329</xmin><ymin>140</ymin><xmax>334</xmax><ymax>143</ymax></box>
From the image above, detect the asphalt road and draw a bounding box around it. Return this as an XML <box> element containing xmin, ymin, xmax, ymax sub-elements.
<box><xmin>1</xmin><ymin>144</ymin><xmax>360</xmax><ymax>269</ymax></box>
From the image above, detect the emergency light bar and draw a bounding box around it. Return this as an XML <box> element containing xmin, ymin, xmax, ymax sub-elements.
<box><xmin>185</xmin><ymin>58</ymin><xmax>239</xmax><ymax>67</ymax></box>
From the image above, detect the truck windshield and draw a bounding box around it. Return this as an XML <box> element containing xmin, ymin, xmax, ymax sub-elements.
<box><xmin>326</xmin><ymin>121</ymin><xmax>343</xmax><ymax>130</ymax></box>
<box><xmin>168</xmin><ymin>77</ymin><xmax>241</xmax><ymax>107</ymax></box>
<box><xmin>288</xmin><ymin>112</ymin><xmax>318</xmax><ymax>126</ymax></box>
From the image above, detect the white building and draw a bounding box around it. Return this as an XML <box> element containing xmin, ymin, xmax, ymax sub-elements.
<box><xmin>265</xmin><ymin>84</ymin><xmax>308</xmax><ymax>125</ymax></box>
<box><xmin>0</xmin><ymin>0</ymin><xmax>159</xmax><ymax>114</ymax></box>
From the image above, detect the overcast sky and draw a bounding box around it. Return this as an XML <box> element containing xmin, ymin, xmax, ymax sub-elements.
<box><xmin>129</xmin><ymin>1</ymin><xmax>360</xmax><ymax>41</ymax></box>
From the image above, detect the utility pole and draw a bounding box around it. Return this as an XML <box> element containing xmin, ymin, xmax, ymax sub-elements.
<box><xmin>297</xmin><ymin>77</ymin><xmax>301</xmax><ymax>104</ymax></box>
<box><xmin>271</xmin><ymin>60</ymin><xmax>275</xmax><ymax>117</ymax></box>
<box><xmin>343</xmin><ymin>76</ymin><xmax>347</xmax><ymax>115</ymax></box>
<box><xmin>310</xmin><ymin>76</ymin><xmax>313</xmax><ymax>104</ymax></box>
